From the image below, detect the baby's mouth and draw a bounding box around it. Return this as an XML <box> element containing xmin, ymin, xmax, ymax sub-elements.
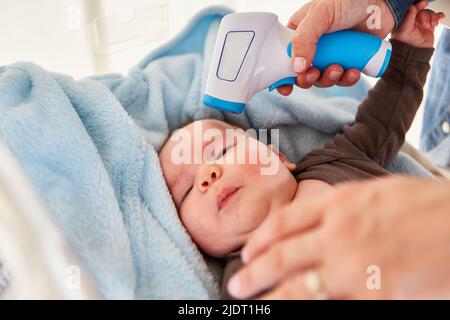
<box><xmin>216</xmin><ymin>186</ymin><xmax>240</xmax><ymax>210</ymax></box>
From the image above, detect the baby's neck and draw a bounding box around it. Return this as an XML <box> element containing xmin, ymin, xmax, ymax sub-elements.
<box><xmin>294</xmin><ymin>179</ymin><xmax>334</xmax><ymax>201</ymax></box>
<box><xmin>263</xmin><ymin>179</ymin><xmax>334</xmax><ymax>227</ymax></box>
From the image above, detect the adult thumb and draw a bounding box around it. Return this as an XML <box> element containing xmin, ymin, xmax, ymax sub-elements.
<box><xmin>291</xmin><ymin>12</ymin><xmax>331</xmax><ymax>74</ymax></box>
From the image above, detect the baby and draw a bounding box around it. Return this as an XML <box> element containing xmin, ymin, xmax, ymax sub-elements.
<box><xmin>159</xmin><ymin>5</ymin><xmax>442</xmax><ymax>298</ymax></box>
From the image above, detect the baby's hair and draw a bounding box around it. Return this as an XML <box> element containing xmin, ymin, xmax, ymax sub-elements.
<box><xmin>179</xmin><ymin>118</ymin><xmax>195</xmax><ymax>128</ymax></box>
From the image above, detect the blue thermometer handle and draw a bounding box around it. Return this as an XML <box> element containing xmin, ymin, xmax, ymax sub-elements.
<box><xmin>287</xmin><ymin>30</ymin><xmax>392</xmax><ymax>78</ymax></box>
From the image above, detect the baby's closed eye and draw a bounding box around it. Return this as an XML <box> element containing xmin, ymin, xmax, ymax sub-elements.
<box><xmin>216</xmin><ymin>144</ymin><xmax>235</xmax><ymax>160</ymax></box>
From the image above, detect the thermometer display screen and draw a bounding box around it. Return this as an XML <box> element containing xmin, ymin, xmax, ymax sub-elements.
<box><xmin>217</xmin><ymin>31</ymin><xmax>255</xmax><ymax>82</ymax></box>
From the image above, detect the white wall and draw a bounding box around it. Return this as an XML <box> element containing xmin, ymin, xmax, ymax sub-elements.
<box><xmin>0</xmin><ymin>0</ymin><xmax>308</xmax><ymax>78</ymax></box>
<box><xmin>1</xmin><ymin>0</ymin><xmax>91</xmax><ymax>78</ymax></box>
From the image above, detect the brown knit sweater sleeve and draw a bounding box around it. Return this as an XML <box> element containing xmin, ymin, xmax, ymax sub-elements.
<box><xmin>295</xmin><ymin>40</ymin><xmax>434</xmax><ymax>183</ymax></box>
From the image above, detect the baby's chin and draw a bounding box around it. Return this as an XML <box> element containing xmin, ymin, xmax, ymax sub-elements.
<box><xmin>192</xmin><ymin>186</ymin><xmax>284</xmax><ymax>257</ymax></box>
<box><xmin>198</xmin><ymin>237</ymin><xmax>242</xmax><ymax>258</ymax></box>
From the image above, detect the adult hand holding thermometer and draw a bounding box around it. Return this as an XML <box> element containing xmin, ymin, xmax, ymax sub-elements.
<box><xmin>203</xmin><ymin>12</ymin><xmax>392</xmax><ymax>113</ymax></box>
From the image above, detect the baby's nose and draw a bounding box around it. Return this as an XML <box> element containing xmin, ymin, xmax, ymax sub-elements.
<box><xmin>197</xmin><ymin>165</ymin><xmax>222</xmax><ymax>192</ymax></box>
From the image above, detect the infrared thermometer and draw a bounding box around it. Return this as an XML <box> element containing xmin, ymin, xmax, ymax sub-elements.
<box><xmin>203</xmin><ymin>12</ymin><xmax>392</xmax><ymax>113</ymax></box>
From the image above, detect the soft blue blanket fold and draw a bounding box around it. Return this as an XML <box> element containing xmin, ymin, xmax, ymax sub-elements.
<box><xmin>0</xmin><ymin>6</ymin><xmax>431</xmax><ymax>299</ymax></box>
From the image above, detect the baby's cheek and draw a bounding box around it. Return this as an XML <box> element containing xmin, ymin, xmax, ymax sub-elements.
<box><xmin>236</xmin><ymin>149</ymin><xmax>274</xmax><ymax>177</ymax></box>
<box><xmin>181</xmin><ymin>204</ymin><xmax>214</xmax><ymax>242</ymax></box>
<box><xmin>180</xmin><ymin>201</ymin><xmax>204</xmax><ymax>232</ymax></box>
<box><xmin>235</xmin><ymin>196</ymin><xmax>271</xmax><ymax>234</ymax></box>
<box><xmin>237</xmin><ymin>162</ymin><xmax>262</xmax><ymax>178</ymax></box>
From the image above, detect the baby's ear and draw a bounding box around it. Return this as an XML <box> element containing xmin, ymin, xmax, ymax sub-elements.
<box><xmin>268</xmin><ymin>144</ymin><xmax>297</xmax><ymax>172</ymax></box>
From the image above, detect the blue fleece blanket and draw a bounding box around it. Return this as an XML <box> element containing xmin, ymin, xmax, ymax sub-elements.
<box><xmin>0</xmin><ymin>6</ymin><xmax>431</xmax><ymax>299</ymax></box>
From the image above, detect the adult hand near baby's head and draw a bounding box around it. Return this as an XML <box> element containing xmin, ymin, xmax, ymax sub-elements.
<box><xmin>228</xmin><ymin>176</ymin><xmax>450</xmax><ymax>299</ymax></box>
<box><xmin>277</xmin><ymin>0</ymin><xmax>396</xmax><ymax>95</ymax></box>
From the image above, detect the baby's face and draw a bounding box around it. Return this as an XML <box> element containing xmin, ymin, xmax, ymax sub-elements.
<box><xmin>159</xmin><ymin>119</ymin><xmax>297</xmax><ymax>257</ymax></box>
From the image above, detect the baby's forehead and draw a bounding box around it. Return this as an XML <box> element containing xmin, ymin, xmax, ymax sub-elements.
<box><xmin>184</xmin><ymin>119</ymin><xmax>237</xmax><ymax>132</ymax></box>
<box><xmin>167</xmin><ymin>120</ymin><xmax>237</xmax><ymax>146</ymax></box>
<box><xmin>160</xmin><ymin>119</ymin><xmax>237</xmax><ymax>162</ymax></box>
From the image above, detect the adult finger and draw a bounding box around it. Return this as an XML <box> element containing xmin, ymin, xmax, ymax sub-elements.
<box><xmin>337</xmin><ymin>69</ymin><xmax>361</xmax><ymax>87</ymax></box>
<box><xmin>287</xmin><ymin>2</ymin><xmax>312</xmax><ymax>30</ymax></box>
<box><xmin>296</xmin><ymin>68</ymin><xmax>321</xmax><ymax>89</ymax></box>
<box><xmin>315</xmin><ymin>65</ymin><xmax>344</xmax><ymax>88</ymax></box>
<box><xmin>276</xmin><ymin>85</ymin><xmax>293</xmax><ymax>96</ymax></box>
<box><xmin>242</xmin><ymin>197</ymin><xmax>325</xmax><ymax>264</ymax></box>
<box><xmin>291</xmin><ymin>3</ymin><xmax>334</xmax><ymax>73</ymax></box>
<box><xmin>228</xmin><ymin>230</ymin><xmax>322</xmax><ymax>299</ymax></box>
<box><xmin>257</xmin><ymin>270</ymin><xmax>326</xmax><ymax>300</ymax></box>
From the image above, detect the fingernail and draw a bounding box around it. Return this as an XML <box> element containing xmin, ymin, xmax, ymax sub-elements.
<box><xmin>227</xmin><ymin>276</ymin><xmax>241</xmax><ymax>297</ymax></box>
<box><xmin>293</xmin><ymin>57</ymin><xmax>307</xmax><ymax>73</ymax></box>
<box><xmin>306</xmin><ymin>73</ymin><xmax>318</xmax><ymax>83</ymax></box>
<box><xmin>329</xmin><ymin>71</ymin><xmax>341</xmax><ymax>81</ymax></box>
<box><xmin>349</xmin><ymin>73</ymin><xmax>359</xmax><ymax>81</ymax></box>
